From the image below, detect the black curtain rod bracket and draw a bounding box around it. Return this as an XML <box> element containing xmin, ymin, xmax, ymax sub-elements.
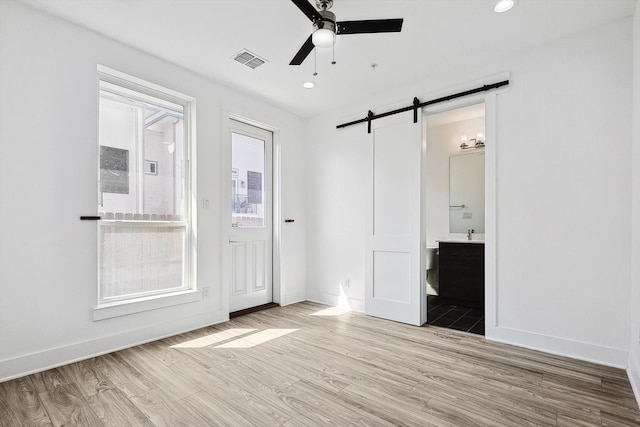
<box><xmin>337</xmin><ymin>80</ymin><xmax>509</xmax><ymax>132</ymax></box>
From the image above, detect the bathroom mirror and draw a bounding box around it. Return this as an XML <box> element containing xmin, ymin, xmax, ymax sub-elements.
<box><xmin>449</xmin><ymin>151</ymin><xmax>485</xmax><ymax>233</ymax></box>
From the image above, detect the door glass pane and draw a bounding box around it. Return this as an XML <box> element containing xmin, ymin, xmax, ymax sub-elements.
<box><xmin>231</xmin><ymin>132</ymin><xmax>265</xmax><ymax>228</ymax></box>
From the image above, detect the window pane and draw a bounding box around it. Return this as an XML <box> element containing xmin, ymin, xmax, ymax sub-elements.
<box><xmin>100</xmin><ymin>225</ymin><xmax>185</xmax><ymax>300</ymax></box>
<box><xmin>98</xmin><ymin>84</ymin><xmax>185</xmax><ymax>221</ymax></box>
<box><xmin>97</xmin><ymin>73</ymin><xmax>191</xmax><ymax>305</ymax></box>
<box><xmin>231</xmin><ymin>132</ymin><xmax>265</xmax><ymax>227</ymax></box>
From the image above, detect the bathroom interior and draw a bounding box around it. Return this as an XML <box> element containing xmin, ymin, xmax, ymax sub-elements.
<box><xmin>425</xmin><ymin>102</ymin><xmax>486</xmax><ymax>335</ymax></box>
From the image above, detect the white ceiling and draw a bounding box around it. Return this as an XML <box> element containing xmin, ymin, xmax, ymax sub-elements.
<box><xmin>19</xmin><ymin>0</ymin><xmax>636</xmax><ymax>118</ymax></box>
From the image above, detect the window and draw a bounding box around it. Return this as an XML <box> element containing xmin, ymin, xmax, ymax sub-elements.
<box><xmin>96</xmin><ymin>68</ymin><xmax>194</xmax><ymax>311</ymax></box>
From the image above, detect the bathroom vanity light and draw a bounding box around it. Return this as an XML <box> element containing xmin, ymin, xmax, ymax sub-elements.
<box><xmin>460</xmin><ymin>135</ymin><xmax>469</xmax><ymax>149</ymax></box>
<box><xmin>460</xmin><ymin>132</ymin><xmax>485</xmax><ymax>150</ymax></box>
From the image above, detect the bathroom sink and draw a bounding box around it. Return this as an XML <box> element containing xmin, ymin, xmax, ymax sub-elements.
<box><xmin>439</xmin><ymin>233</ymin><xmax>485</xmax><ymax>244</ymax></box>
<box><xmin>437</xmin><ymin>239</ymin><xmax>485</xmax><ymax>244</ymax></box>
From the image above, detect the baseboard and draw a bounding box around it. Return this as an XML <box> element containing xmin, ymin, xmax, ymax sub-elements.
<box><xmin>281</xmin><ymin>290</ymin><xmax>307</xmax><ymax>306</ymax></box>
<box><xmin>487</xmin><ymin>325</ymin><xmax>629</xmax><ymax>368</ymax></box>
<box><xmin>628</xmin><ymin>350</ymin><xmax>640</xmax><ymax>408</ymax></box>
<box><xmin>304</xmin><ymin>292</ymin><xmax>332</xmax><ymax>306</ymax></box>
<box><xmin>306</xmin><ymin>296</ymin><xmax>333</xmax><ymax>307</ymax></box>
<box><xmin>0</xmin><ymin>310</ymin><xmax>227</xmax><ymax>382</ymax></box>
<box><xmin>306</xmin><ymin>293</ymin><xmax>364</xmax><ymax>313</ymax></box>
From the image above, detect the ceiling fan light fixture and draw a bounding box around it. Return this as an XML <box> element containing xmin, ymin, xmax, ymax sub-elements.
<box><xmin>312</xmin><ymin>9</ymin><xmax>336</xmax><ymax>48</ymax></box>
<box><xmin>494</xmin><ymin>0</ymin><xmax>517</xmax><ymax>13</ymax></box>
<box><xmin>312</xmin><ymin>28</ymin><xmax>335</xmax><ymax>47</ymax></box>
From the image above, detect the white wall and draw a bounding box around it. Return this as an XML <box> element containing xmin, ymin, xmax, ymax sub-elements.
<box><xmin>0</xmin><ymin>0</ymin><xmax>306</xmax><ymax>380</ymax></box>
<box><xmin>629</xmin><ymin>0</ymin><xmax>640</xmax><ymax>407</ymax></box>
<box><xmin>305</xmin><ymin>121</ymin><xmax>369</xmax><ymax>311</ymax></box>
<box><xmin>306</xmin><ymin>18</ymin><xmax>632</xmax><ymax>367</ymax></box>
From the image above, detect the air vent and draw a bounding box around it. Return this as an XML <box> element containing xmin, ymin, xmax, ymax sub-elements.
<box><xmin>245</xmin><ymin>57</ymin><xmax>265</xmax><ymax>69</ymax></box>
<box><xmin>232</xmin><ymin>49</ymin><xmax>268</xmax><ymax>69</ymax></box>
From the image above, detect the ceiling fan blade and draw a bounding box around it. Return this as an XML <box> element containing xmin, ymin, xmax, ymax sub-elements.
<box><xmin>337</xmin><ymin>18</ymin><xmax>403</xmax><ymax>35</ymax></box>
<box><xmin>290</xmin><ymin>35</ymin><xmax>314</xmax><ymax>65</ymax></box>
<box><xmin>291</xmin><ymin>0</ymin><xmax>322</xmax><ymax>22</ymax></box>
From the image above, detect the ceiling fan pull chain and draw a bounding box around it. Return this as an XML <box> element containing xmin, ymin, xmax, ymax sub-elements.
<box><xmin>313</xmin><ymin>48</ymin><xmax>318</xmax><ymax>76</ymax></box>
<box><xmin>332</xmin><ymin>43</ymin><xmax>336</xmax><ymax>65</ymax></box>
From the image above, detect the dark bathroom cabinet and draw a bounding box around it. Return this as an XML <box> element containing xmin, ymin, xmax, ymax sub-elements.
<box><xmin>438</xmin><ymin>241</ymin><xmax>485</xmax><ymax>308</ymax></box>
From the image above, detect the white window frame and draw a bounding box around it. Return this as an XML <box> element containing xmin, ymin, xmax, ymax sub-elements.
<box><xmin>93</xmin><ymin>65</ymin><xmax>197</xmax><ymax>320</ymax></box>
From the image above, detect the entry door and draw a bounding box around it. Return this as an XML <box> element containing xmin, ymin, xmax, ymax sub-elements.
<box><xmin>228</xmin><ymin>120</ymin><xmax>273</xmax><ymax>312</ymax></box>
<box><xmin>365</xmin><ymin>112</ymin><xmax>426</xmax><ymax>326</ymax></box>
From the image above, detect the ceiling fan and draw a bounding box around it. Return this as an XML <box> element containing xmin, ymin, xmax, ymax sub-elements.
<box><xmin>289</xmin><ymin>0</ymin><xmax>404</xmax><ymax>66</ymax></box>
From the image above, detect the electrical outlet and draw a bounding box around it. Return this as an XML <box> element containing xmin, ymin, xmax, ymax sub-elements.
<box><xmin>463</xmin><ymin>212</ymin><xmax>472</xmax><ymax>219</ymax></box>
<box><xmin>202</xmin><ymin>287</ymin><xmax>210</xmax><ymax>298</ymax></box>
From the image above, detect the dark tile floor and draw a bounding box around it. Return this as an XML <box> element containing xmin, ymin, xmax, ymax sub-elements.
<box><xmin>426</xmin><ymin>295</ymin><xmax>485</xmax><ymax>335</ymax></box>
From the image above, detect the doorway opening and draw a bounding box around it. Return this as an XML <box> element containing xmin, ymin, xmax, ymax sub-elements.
<box><xmin>228</xmin><ymin>119</ymin><xmax>275</xmax><ymax>314</ymax></box>
<box><xmin>424</xmin><ymin>103</ymin><xmax>486</xmax><ymax>335</ymax></box>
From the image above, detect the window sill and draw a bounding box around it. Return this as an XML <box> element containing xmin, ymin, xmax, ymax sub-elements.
<box><xmin>93</xmin><ymin>289</ymin><xmax>201</xmax><ymax>321</ymax></box>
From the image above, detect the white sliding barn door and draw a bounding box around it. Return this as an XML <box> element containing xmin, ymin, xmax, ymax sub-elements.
<box><xmin>365</xmin><ymin>112</ymin><xmax>426</xmax><ymax>326</ymax></box>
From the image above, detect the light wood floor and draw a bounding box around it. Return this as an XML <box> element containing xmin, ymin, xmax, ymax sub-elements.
<box><xmin>1</xmin><ymin>301</ymin><xmax>639</xmax><ymax>426</ymax></box>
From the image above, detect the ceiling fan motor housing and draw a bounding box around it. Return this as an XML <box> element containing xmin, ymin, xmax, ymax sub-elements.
<box><xmin>313</xmin><ymin>9</ymin><xmax>336</xmax><ymax>34</ymax></box>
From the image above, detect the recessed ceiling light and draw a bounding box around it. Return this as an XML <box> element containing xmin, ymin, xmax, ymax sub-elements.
<box><xmin>494</xmin><ymin>0</ymin><xmax>517</xmax><ymax>13</ymax></box>
<box><xmin>303</xmin><ymin>81</ymin><xmax>315</xmax><ymax>89</ymax></box>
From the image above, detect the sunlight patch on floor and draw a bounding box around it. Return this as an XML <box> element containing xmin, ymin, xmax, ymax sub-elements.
<box><xmin>215</xmin><ymin>329</ymin><xmax>298</xmax><ymax>349</ymax></box>
<box><xmin>170</xmin><ymin>328</ymin><xmax>256</xmax><ymax>349</ymax></box>
<box><xmin>310</xmin><ymin>306</ymin><xmax>351</xmax><ymax>316</ymax></box>
<box><xmin>310</xmin><ymin>285</ymin><xmax>353</xmax><ymax>316</ymax></box>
